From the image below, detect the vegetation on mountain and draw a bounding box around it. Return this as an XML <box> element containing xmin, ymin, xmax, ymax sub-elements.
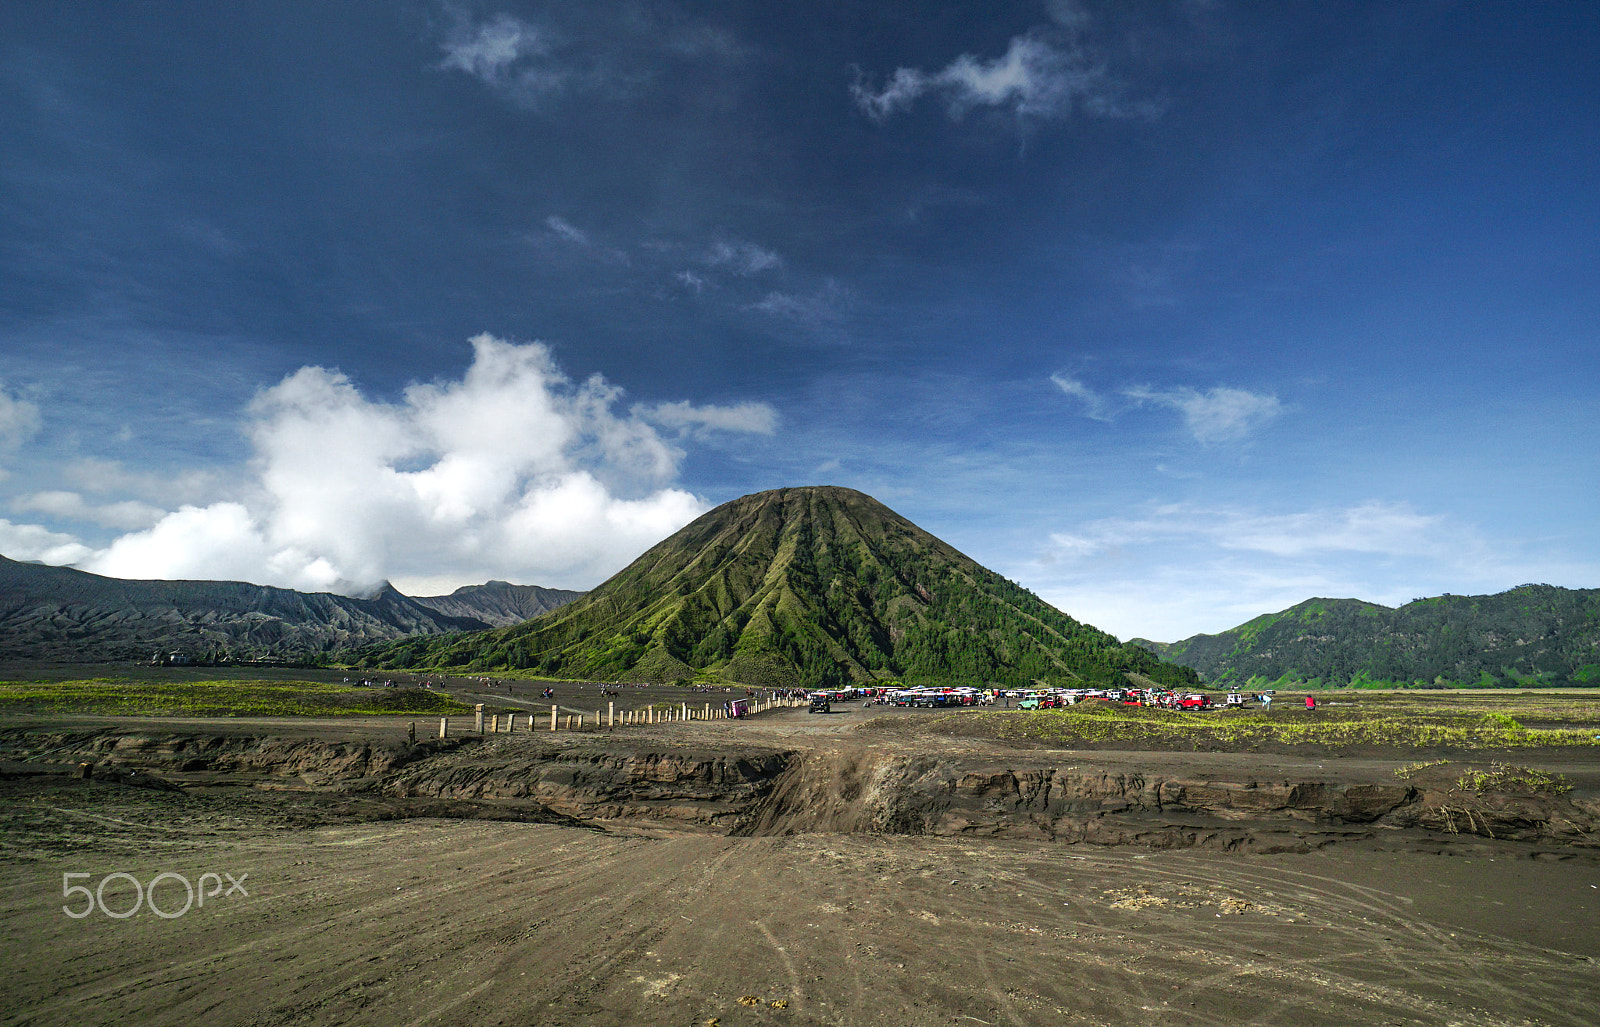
<box><xmin>359</xmin><ymin>486</ymin><xmax>1198</xmax><ymax>690</ymax></box>
<box><xmin>1136</xmin><ymin>585</ymin><xmax>1600</xmax><ymax>688</ymax></box>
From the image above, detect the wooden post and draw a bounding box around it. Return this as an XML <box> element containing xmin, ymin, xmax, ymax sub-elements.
<box><xmin>490</xmin><ymin>714</ymin><xmax>498</xmax><ymax>733</ymax></box>
<box><xmin>703</xmin><ymin>703</ymin><xmax>710</xmax><ymax>720</ymax></box>
<box><xmin>608</xmin><ymin>701</ymin><xmax>615</xmax><ymax>728</ymax></box>
<box><xmin>439</xmin><ymin>717</ymin><xmax>448</xmax><ymax>739</ymax></box>
<box><xmin>550</xmin><ymin>705</ymin><xmax>558</xmax><ymax>731</ymax></box>
<box><xmin>681</xmin><ymin>702</ymin><xmax>688</xmax><ymax>721</ymax></box>
<box><xmin>527</xmin><ymin>713</ymin><xmax>535</xmax><ymax>732</ymax></box>
<box><xmin>474</xmin><ymin>704</ymin><xmax>484</xmax><ymax>734</ymax></box>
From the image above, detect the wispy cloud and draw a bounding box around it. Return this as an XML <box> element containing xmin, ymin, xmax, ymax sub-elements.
<box><xmin>748</xmin><ymin>279</ymin><xmax>851</xmax><ymax>329</ymax></box>
<box><xmin>1051</xmin><ymin>374</ymin><xmax>1280</xmax><ymax>442</ymax></box>
<box><xmin>11</xmin><ymin>490</ymin><xmax>164</xmax><ymax>530</ymax></box>
<box><xmin>545</xmin><ymin>215</ymin><xmax>589</xmax><ymax>246</ymax></box>
<box><xmin>1049</xmin><ymin>373</ymin><xmax>1112</xmax><ymax>421</ymax></box>
<box><xmin>1124</xmin><ymin>385</ymin><xmax>1282</xmax><ymax>443</ymax></box>
<box><xmin>0</xmin><ymin>383</ymin><xmax>40</xmax><ymax>451</ymax></box>
<box><xmin>436</xmin><ymin>6</ymin><xmax>750</xmax><ymax>110</ymax></box>
<box><xmin>705</xmin><ymin>239</ymin><xmax>783</xmax><ymax>276</ymax></box>
<box><xmin>852</xmin><ymin>27</ymin><xmax>1161</xmax><ymax>124</ymax></box>
<box><xmin>1047</xmin><ymin>501</ymin><xmax>1452</xmax><ymax>563</ymax></box>
<box><xmin>540</xmin><ymin>214</ymin><xmax>630</xmax><ymax>265</ymax></box>
<box><xmin>439</xmin><ymin>12</ymin><xmax>565</xmax><ymax>105</ymax></box>
<box><xmin>638</xmin><ymin>400</ymin><xmax>778</xmax><ymax>437</ymax></box>
<box><xmin>675</xmin><ymin>269</ymin><xmax>709</xmax><ymax>292</ymax></box>
<box><xmin>1020</xmin><ymin>500</ymin><xmax>1521</xmax><ymax>642</ymax></box>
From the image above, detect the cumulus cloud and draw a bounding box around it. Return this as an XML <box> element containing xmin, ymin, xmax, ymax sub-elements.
<box><xmin>73</xmin><ymin>335</ymin><xmax>735</xmax><ymax>592</ymax></box>
<box><xmin>1124</xmin><ymin>385</ymin><xmax>1282</xmax><ymax>443</ymax></box>
<box><xmin>0</xmin><ymin>518</ymin><xmax>92</xmax><ymax>566</ymax></box>
<box><xmin>852</xmin><ymin>29</ymin><xmax>1160</xmax><ymax>123</ymax></box>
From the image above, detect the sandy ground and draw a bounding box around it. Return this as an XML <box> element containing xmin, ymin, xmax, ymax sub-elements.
<box><xmin>3</xmin><ymin>703</ymin><xmax>1599</xmax><ymax>1026</ymax></box>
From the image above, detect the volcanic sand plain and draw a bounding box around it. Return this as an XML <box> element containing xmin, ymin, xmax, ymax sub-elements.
<box><xmin>2</xmin><ymin>690</ymin><xmax>1599</xmax><ymax>1027</ymax></box>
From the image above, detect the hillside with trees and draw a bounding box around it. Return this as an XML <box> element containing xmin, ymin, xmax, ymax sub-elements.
<box><xmin>1134</xmin><ymin>585</ymin><xmax>1600</xmax><ymax>688</ymax></box>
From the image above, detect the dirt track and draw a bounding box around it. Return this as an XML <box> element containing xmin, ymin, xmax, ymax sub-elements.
<box><xmin>3</xmin><ymin>703</ymin><xmax>1599</xmax><ymax>1026</ymax></box>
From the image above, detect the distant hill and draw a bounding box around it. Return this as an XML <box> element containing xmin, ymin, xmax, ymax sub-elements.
<box><xmin>410</xmin><ymin>580</ymin><xmax>584</xmax><ymax>627</ymax></box>
<box><xmin>0</xmin><ymin>556</ymin><xmax>581</xmax><ymax>663</ymax></box>
<box><xmin>361</xmin><ymin>485</ymin><xmax>1199</xmax><ymax>691</ymax></box>
<box><xmin>1135</xmin><ymin>585</ymin><xmax>1600</xmax><ymax>688</ymax></box>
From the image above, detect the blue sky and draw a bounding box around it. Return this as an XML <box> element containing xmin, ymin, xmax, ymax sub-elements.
<box><xmin>2</xmin><ymin>1</ymin><xmax>1596</xmax><ymax>642</ymax></box>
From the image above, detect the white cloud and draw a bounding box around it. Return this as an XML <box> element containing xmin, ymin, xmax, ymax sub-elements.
<box><xmin>440</xmin><ymin>12</ymin><xmax>547</xmax><ymax>81</ymax></box>
<box><xmin>1020</xmin><ymin>500</ymin><xmax>1515</xmax><ymax>641</ymax></box>
<box><xmin>439</xmin><ymin>11</ymin><xmax>566</xmax><ymax>106</ymax></box>
<box><xmin>706</xmin><ymin>240</ymin><xmax>782</xmax><ymax>276</ymax></box>
<box><xmin>545</xmin><ymin>215</ymin><xmax>589</xmax><ymax>246</ymax></box>
<box><xmin>1049</xmin><ymin>373</ymin><xmax>1112</xmax><ymax>421</ymax></box>
<box><xmin>11</xmin><ymin>490</ymin><xmax>164</xmax><ymax>530</ymax></box>
<box><xmin>0</xmin><ymin>518</ymin><xmax>92</xmax><ymax>566</ymax></box>
<box><xmin>62</xmin><ymin>458</ymin><xmax>219</xmax><ymax>506</ymax></box>
<box><xmin>748</xmin><ymin>279</ymin><xmax>850</xmax><ymax>328</ymax></box>
<box><xmin>675</xmin><ymin>270</ymin><xmax>709</xmax><ymax>292</ymax></box>
<box><xmin>1047</xmin><ymin>501</ymin><xmax>1451</xmax><ymax>563</ymax></box>
<box><xmin>639</xmin><ymin>400</ymin><xmax>779</xmax><ymax>436</ymax></box>
<box><xmin>1123</xmin><ymin>385</ymin><xmax>1282</xmax><ymax>443</ymax></box>
<box><xmin>0</xmin><ymin>383</ymin><xmax>40</xmax><ymax>450</ymax></box>
<box><xmin>72</xmin><ymin>335</ymin><xmax>739</xmax><ymax>592</ymax></box>
<box><xmin>1051</xmin><ymin>374</ymin><xmax>1281</xmax><ymax>442</ymax></box>
<box><xmin>853</xmin><ymin>30</ymin><xmax>1160</xmax><ymax>123</ymax></box>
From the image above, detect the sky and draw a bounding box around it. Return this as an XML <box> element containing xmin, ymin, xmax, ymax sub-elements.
<box><xmin>1</xmin><ymin>1</ymin><xmax>1597</xmax><ymax>643</ymax></box>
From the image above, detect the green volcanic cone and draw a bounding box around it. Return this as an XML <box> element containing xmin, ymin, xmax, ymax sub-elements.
<box><xmin>362</xmin><ymin>486</ymin><xmax>1196</xmax><ymax>690</ymax></box>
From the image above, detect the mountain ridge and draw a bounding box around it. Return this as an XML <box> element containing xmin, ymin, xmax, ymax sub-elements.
<box><xmin>0</xmin><ymin>556</ymin><xmax>582</xmax><ymax>663</ymax></box>
<box><xmin>1136</xmin><ymin>585</ymin><xmax>1600</xmax><ymax>687</ymax></box>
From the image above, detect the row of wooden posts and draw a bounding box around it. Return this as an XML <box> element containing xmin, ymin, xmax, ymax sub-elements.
<box><xmin>429</xmin><ymin>697</ymin><xmax>807</xmax><ymax>738</ymax></box>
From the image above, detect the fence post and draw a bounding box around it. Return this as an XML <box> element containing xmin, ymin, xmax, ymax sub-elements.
<box><xmin>681</xmin><ymin>702</ymin><xmax>688</xmax><ymax>721</ymax></box>
<box><xmin>550</xmin><ymin>704</ymin><xmax>558</xmax><ymax>731</ymax></box>
<box><xmin>609</xmin><ymin>701</ymin><xmax>615</xmax><ymax>728</ymax></box>
<box><xmin>474</xmin><ymin>704</ymin><xmax>484</xmax><ymax>734</ymax></box>
<box><xmin>439</xmin><ymin>717</ymin><xmax>448</xmax><ymax>739</ymax></box>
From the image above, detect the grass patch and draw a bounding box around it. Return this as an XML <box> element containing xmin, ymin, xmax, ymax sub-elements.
<box><xmin>1455</xmin><ymin>762</ymin><xmax>1572</xmax><ymax>796</ymax></box>
<box><xmin>918</xmin><ymin>698</ymin><xmax>1600</xmax><ymax>752</ymax></box>
<box><xmin>1394</xmin><ymin>759</ymin><xmax>1450</xmax><ymax>778</ymax></box>
<box><xmin>0</xmin><ymin>679</ymin><xmax>474</xmax><ymax>718</ymax></box>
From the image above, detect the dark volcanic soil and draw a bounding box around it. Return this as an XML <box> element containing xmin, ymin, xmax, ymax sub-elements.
<box><xmin>2</xmin><ymin>704</ymin><xmax>1598</xmax><ymax>1027</ymax></box>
